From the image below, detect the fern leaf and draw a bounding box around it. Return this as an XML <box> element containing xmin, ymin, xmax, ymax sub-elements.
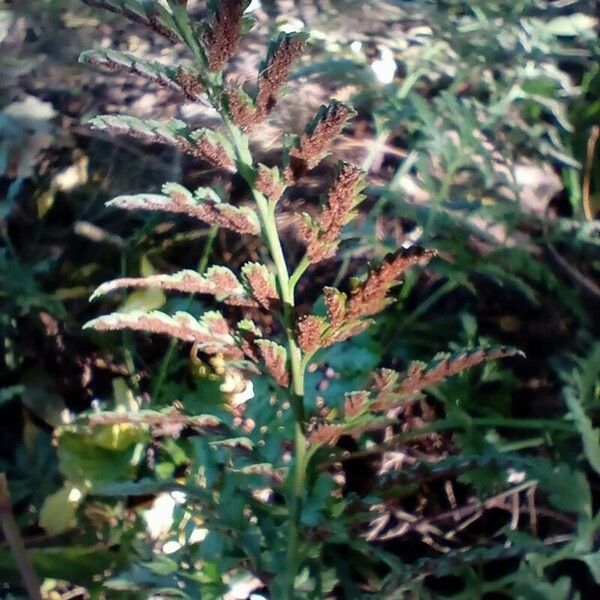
<box><xmin>285</xmin><ymin>101</ymin><xmax>355</xmax><ymax>182</ymax></box>
<box><xmin>372</xmin><ymin>347</ymin><xmax>522</xmax><ymax>408</ymax></box>
<box><xmin>255</xmin><ymin>32</ymin><xmax>307</xmax><ymax>117</ymax></box>
<box><xmin>256</xmin><ymin>340</ymin><xmax>289</xmax><ymax>387</ymax></box>
<box><xmin>106</xmin><ymin>183</ymin><xmax>260</xmax><ymax>235</ymax></box>
<box><xmin>307</xmin><ymin>422</ymin><xmax>345</xmax><ymax>446</ymax></box>
<box><xmin>82</xmin><ymin>0</ymin><xmax>181</xmax><ymax>43</ymax></box>
<box><xmin>400</xmin><ymin>347</ymin><xmax>522</xmax><ymax>394</ymax></box>
<box><xmin>80</xmin><ymin>49</ymin><xmax>204</xmax><ymax>101</ymax></box>
<box><xmin>241</xmin><ymin>262</ymin><xmax>279</xmax><ymax>308</ymax></box>
<box><xmin>201</xmin><ymin>0</ymin><xmax>249</xmax><ymax>72</ymax></box>
<box><xmin>255</xmin><ymin>164</ymin><xmax>285</xmax><ymax>203</ymax></box>
<box><xmin>90</xmin><ymin>266</ymin><xmax>256</xmax><ymax>306</ymax></box>
<box><xmin>564</xmin><ymin>388</ymin><xmax>600</xmax><ymax>476</ymax></box>
<box><xmin>343</xmin><ymin>391</ymin><xmax>370</xmax><ymax>420</ymax></box>
<box><xmin>90</xmin><ymin>116</ymin><xmax>234</xmax><ymax>170</ymax></box>
<box><xmin>84</xmin><ymin>309</ymin><xmax>238</xmax><ymax>355</ymax></box>
<box><xmin>300</xmin><ymin>163</ymin><xmax>367</xmax><ymax>263</ymax></box>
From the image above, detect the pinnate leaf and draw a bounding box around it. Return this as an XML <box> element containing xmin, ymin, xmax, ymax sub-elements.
<box><xmin>80</xmin><ymin>48</ymin><xmax>204</xmax><ymax>100</ymax></box>
<box><xmin>91</xmin><ymin>266</ymin><xmax>255</xmax><ymax>306</ymax></box>
<box><xmin>106</xmin><ymin>182</ymin><xmax>260</xmax><ymax>235</ymax></box>
<box><xmin>565</xmin><ymin>388</ymin><xmax>600</xmax><ymax>476</ymax></box>
<box><xmin>372</xmin><ymin>346</ymin><xmax>522</xmax><ymax>409</ymax></box>
<box><xmin>81</xmin><ymin>0</ymin><xmax>181</xmax><ymax>43</ymax></box>
<box><xmin>241</xmin><ymin>262</ymin><xmax>278</xmax><ymax>308</ymax></box>
<box><xmin>84</xmin><ymin>309</ymin><xmax>238</xmax><ymax>354</ymax></box>
<box><xmin>256</xmin><ymin>339</ymin><xmax>289</xmax><ymax>387</ymax></box>
<box><xmin>90</xmin><ymin>116</ymin><xmax>234</xmax><ymax>170</ymax></box>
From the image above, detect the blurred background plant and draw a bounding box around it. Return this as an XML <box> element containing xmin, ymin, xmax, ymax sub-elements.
<box><xmin>0</xmin><ymin>0</ymin><xmax>599</xmax><ymax>598</ymax></box>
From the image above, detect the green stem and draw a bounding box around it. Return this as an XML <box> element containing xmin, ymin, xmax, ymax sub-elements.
<box><xmin>253</xmin><ymin>196</ymin><xmax>307</xmax><ymax>600</ymax></box>
<box><xmin>361</xmin><ymin>120</ymin><xmax>389</xmax><ymax>173</ymax></box>
<box><xmin>282</xmin><ymin>422</ymin><xmax>308</xmax><ymax>598</ymax></box>
<box><xmin>288</xmin><ymin>255</ymin><xmax>310</xmax><ymax>297</ymax></box>
<box><xmin>470</xmin><ymin>416</ymin><xmax>576</xmax><ymax>432</ymax></box>
<box><xmin>321</xmin><ymin>416</ymin><xmax>576</xmax><ymax>467</ymax></box>
<box><xmin>424</xmin><ymin>157</ymin><xmax>461</xmax><ymax>238</ymax></box>
<box><xmin>255</xmin><ymin>195</ymin><xmax>304</xmax><ymax>400</ymax></box>
<box><xmin>197</xmin><ymin>225</ymin><xmax>219</xmax><ymax>272</ymax></box>
<box><xmin>224</xmin><ymin>120</ymin><xmax>307</xmax><ymax>597</ymax></box>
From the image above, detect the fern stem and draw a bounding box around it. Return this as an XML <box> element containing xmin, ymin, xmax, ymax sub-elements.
<box><xmin>197</xmin><ymin>225</ymin><xmax>219</xmax><ymax>272</ymax></box>
<box><xmin>224</xmin><ymin>119</ymin><xmax>307</xmax><ymax>596</ymax></box>
<box><xmin>282</xmin><ymin>421</ymin><xmax>308</xmax><ymax>598</ymax></box>
<box><xmin>398</xmin><ymin>278</ymin><xmax>457</xmax><ymax>332</ymax></box>
<box><xmin>288</xmin><ymin>255</ymin><xmax>310</xmax><ymax>297</ymax></box>
<box><xmin>252</xmin><ymin>190</ymin><xmax>307</xmax><ymax>599</ymax></box>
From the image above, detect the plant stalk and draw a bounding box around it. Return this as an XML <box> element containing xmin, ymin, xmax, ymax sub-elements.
<box><xmin>252</xmin><ymin>192</ymin><xmax>307</xmax><ymax>598</ymax></box>
<box><xmin>226</xmin><ymin>122</ymin><xmax>307</xmax><ymax>597</ymax></box>
<box><xmin>282</xmin><ymin>421</ymin><xmax>308</xmax><ymax>599</ymax></box>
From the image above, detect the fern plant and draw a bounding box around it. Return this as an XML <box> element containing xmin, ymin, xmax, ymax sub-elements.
<box><xmin>73</xmin><ymin>1</ymin><xmax>519</xmax><ymax>596</ymax></box>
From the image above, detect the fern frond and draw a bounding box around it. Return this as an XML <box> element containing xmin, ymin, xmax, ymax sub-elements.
<box><xmin>90</xmin><ymin>266</ymin><xmax>256</xmax><ymax>306</ymax></box>
<box><xmin>372</xmin><ymin>346</ymin><xmax>523</xmax><ymax>409</ymax></box>
<box><xmin>106</xmin><ymin>183</ymin><xmax>260</xmax><ymax>235</ymax></box>
<box><xmin>300</xmin><ymin>162</ymin><xmax>367</xmax><ymax>263</ymax></box>
<box><xmin>81</xmin><ymin>0</ymin><xmax>181</xmax><ymax>43</ymax></box>
<box><xmin>241</xmin><ymin>262</ymin><xmax>279</xmax><ymax>308</ymax></box>
<box><xmin>80</xmin><ymin>49</ymin><xmax>205</xmax><ymax>101</ymax></box>
<box><xmin>256</xmin><ymin>340</ymin><xmax>289</xmax><ymax>387</ymax></box>
<box><xmin>285</xmin><ymin>101</ymin><xmax>355</xmax><ymax>182</ymax></box>
<box><xmin>201</xmin><ymin>0</ymin><xmax>249</xmax><ymax>72</ymax></box>
<box><xmin>90</xmin><ymin>116</ymin><xmax>235</xmax><ymax>170</ymax></box>
<box><xmin>84</xmin><ymin>309</ymin><xmax>240</xmax><ymax>355</ymax></box>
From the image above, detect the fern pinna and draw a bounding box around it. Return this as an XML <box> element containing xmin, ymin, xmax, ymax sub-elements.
<box><xmin>77</xmin><ymin>1</ymin><xmax>519</xmax><ymax>596</ymax></box>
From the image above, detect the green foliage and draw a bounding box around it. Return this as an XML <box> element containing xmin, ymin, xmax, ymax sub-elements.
<box><xmin>307</xmin><ymin>0</ymin><xmax>600</xmax><ymax>321</ymax></box>
<box><xmin>15</xmin><ymin>1</ymin><xmax>515</xmax><ymax>597</ymax></box>
<box><xmin>2</xmin><ymin>1</ymin><xmax>599</xmax><ymax>599</ymax></box>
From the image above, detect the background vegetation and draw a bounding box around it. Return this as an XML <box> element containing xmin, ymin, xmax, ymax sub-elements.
<box><xmin>1</xmin><ymin>0</ymin><xmax>599</xmax><ymax>598</ymax></box>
